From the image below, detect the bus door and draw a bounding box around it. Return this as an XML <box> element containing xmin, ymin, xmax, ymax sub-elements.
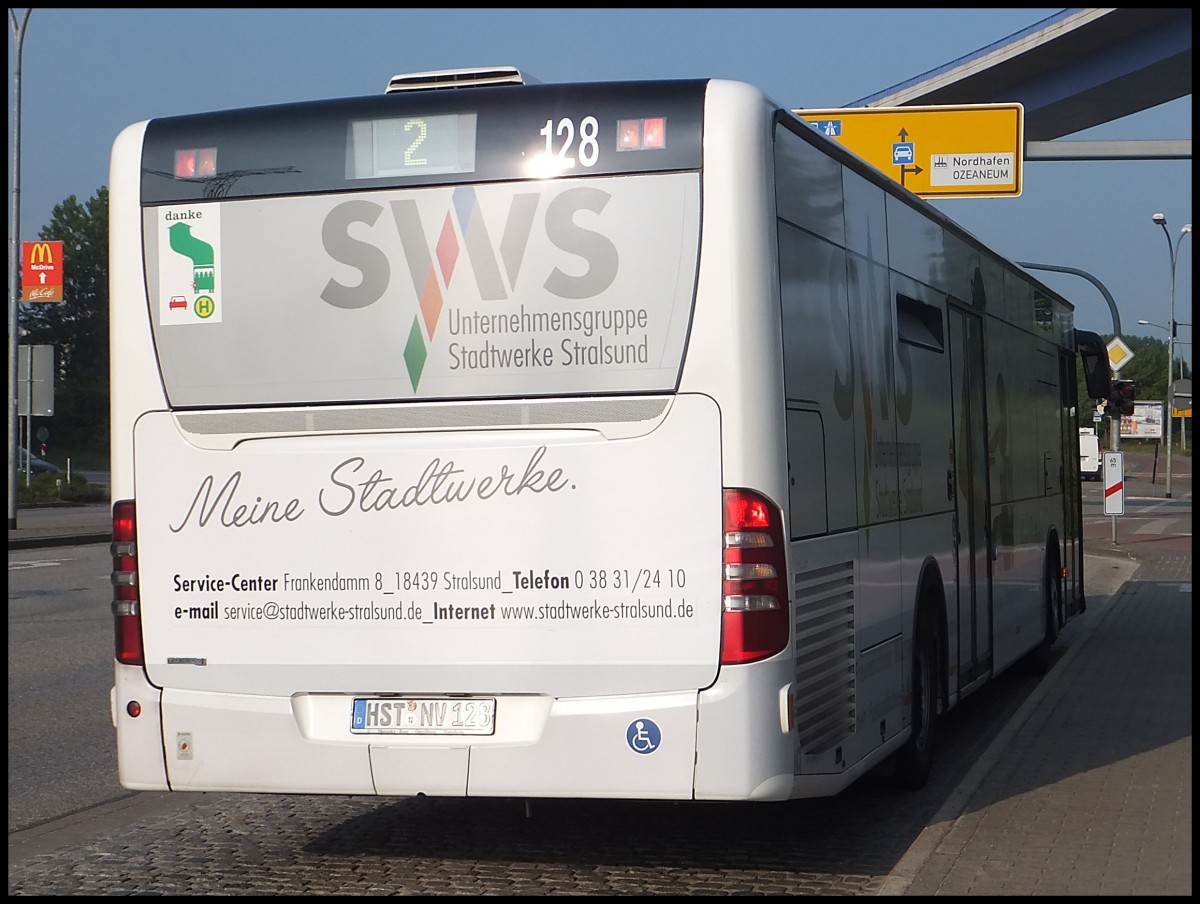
<box><xmin>1059</xmin><ymin>346</ymin><xmax>1083</xmax><ymax>612</ymax></box>
<box><xmin>949</xmin><ymin>306</ymin><xmax>993</xmax><ymax>687</ymax></box>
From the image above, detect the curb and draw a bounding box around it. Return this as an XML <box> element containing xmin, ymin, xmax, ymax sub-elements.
<box><xmin>875</xmin><ymin>552</ymin><xmax>1143</xmax><ymax>895</ymax></box>
<box><xmin>8</xmin><ymin>533</ymin><xmax>111</xmax><ymax>551</ymax></box>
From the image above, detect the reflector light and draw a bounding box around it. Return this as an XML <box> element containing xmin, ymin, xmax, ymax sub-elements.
<box><xmin>174</xmin><ymin>147</ymin><xmax>217</xmax><ymax>179</ymax></box>
<box><xmin>723</xmin><ymin>595</ymin><xmax>779</xmax><ymax>613</ymax></box>
<box><xmin>642</xmin><ymin>117</ymin><xmax>666</xmax><ymax>148</ymax></box>
<box><xmin>724</xmin><ymin>530</ymin><xmax>774</xmax><ymax>549</ymax></box>
<box><xmin>720</xmin><ymin>488</ymin><xmax>789</xmax><ymax>665</ymax></box>
<box><xmin>126</xmin><ymin>700</ymin><xmax>142</xmax><ymax>718</ymax></box>
<box><xmin>618</xmin><ymin>119</ymin><xmax>641</xmax><ymax>150</ymax></box>
<box><xmin>111</xmin><ymin>499</ymin><xmax>145</xmax><ymax>666</ymax></box>
<box><xmin>615</xmin><ymin>117</ymin><xmax>667</xmax><ymax>151</ymax></box>
<box><xmin>724</xmin><ymin>492</ymin><xmax>771</xmax><ymax>529</ymax></box>
<box><xmin>113</xmin><ymin>505</ymin><xmax>135</xmax><ymax>543</ymax></box>
<box><xmin>724</xmin><ymin>563</ymin><xmax>778</xmax><ymax>580</ymax></box>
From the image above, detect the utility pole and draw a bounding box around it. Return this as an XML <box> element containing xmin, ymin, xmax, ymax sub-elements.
<box><xmin>8</xmin><ymin>8</ymin><xmax>33</xmax><ymax>529</ymax></box>
<box><xmin>1152</xmin><ymin>214</ymin><xmax>1193</xmax><ymax>499</ymax></box>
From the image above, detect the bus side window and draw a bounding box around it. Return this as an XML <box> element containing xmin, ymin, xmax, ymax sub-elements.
<box><xmin>787</xmin><ymin>409</ymin><xmax>829</xmax><ymax>539</ymax></box>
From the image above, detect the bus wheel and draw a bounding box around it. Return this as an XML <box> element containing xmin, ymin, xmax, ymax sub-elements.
<box><xmin>1029</xmin><ymin>552</ymin><xmax>1061</xmax><ymax>676</ymax></box>
<box><xmin>895</xmin><ymin>607</ymin><xmax>938</xmax><ymax>791</ymax></box>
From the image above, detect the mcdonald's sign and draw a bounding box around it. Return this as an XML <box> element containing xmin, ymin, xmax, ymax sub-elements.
<box><xmin>22</xmin><ymin>241</ymin><xmax>65</xmax><ymax>302</ymax></box>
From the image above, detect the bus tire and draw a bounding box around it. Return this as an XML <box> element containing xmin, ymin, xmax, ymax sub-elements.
<box><xmin>895</xmin><ymin>605</ymin><xmax>939</xmax><ymax>791</ymax></box>
<box><xmin>1029</xmin><ymin>550</ymin><xmax>1061</xmax><ymax>676</ymax></box>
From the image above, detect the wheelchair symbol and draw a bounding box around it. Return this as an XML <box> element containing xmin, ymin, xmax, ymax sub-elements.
<box><xmin>626</xmin><ymin>718</ymin><xmax>661</xmax><ymax>755</ymax></box>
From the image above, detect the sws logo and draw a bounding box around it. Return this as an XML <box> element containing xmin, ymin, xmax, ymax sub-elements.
<box><xmin>320</xmin><ymin>185</ymin><xmax>618</xmax><ymax>389</ymax></box>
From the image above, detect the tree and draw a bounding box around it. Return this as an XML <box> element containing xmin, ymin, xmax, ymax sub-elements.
<box><xmin>1111</xmin><ymin>334</ymin><xmax>1167</xmax><ymax>403</ymax></box>
<box><xmin>1077</xmin><ymin>335</ymin><xmax>1158</xmax><ymax>407</ymax></box>
<box><xmin>1075</xmin><ymin>333</ymin><xmax>1192</xmax><ymax>430</ymax></box>
<box><xmin>17</xmin><ymin>188</ymin><xmax>109</xmax><ymax>457</ymax></box>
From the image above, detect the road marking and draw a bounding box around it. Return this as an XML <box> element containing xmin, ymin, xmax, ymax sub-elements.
<box><xmin>1134</xmin><ymin>518</ymin><xmax>1174</xmax><ymax>535</ymax></box>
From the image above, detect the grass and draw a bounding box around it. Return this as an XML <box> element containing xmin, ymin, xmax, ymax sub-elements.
<box><xmin>1118</xmin><ymin>438</ymin><xmax>1192</xmax><ymax>458</ymax></box>
<box><xmin>16</xmin><ymin>468</ymin><xmax>108</xmax><ymax>505</ymax></box>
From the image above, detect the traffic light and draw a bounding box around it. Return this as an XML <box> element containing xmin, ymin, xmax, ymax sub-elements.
<box><xmin>1108</xmin><ymin>379</ymin><xmax>1135</xmax><ymax>417</ymax></box>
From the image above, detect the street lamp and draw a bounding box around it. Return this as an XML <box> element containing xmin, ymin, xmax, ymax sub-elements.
<box><xmin>9</xmin><ymin>8</ymin><xmax>33</xmax><ymax>529</ymax></box>
<box><xmin>1138</xmin><ymin>317</ymin><xmax>1193</xmax><ymax>374</ymax></box>
<box><xmin>1151</xmin><ymin>213</ymin><xmax>1192</xmax><ymax>499</ymax></box>
<box><xmin>1139</xmin><ymin>318</ymin><xmax>1193</xmax><ymax>455</ymax></box>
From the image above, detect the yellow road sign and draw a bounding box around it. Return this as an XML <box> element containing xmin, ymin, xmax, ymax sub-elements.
<box><xmin>795</xmin><ymin>104</ymin><xmax>1023</xmax><ymax>199</ymax></box>
<box><xmin>1106</xmin><ymin>336</ymin><xmax>1134</xmax><ymax>374</ymax></box>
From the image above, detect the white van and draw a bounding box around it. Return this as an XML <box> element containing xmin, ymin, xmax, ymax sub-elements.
<box><xmin>1079</xmin><ymin>428</ymin><xmax>1102</xmax><ymax>480</ymax></box>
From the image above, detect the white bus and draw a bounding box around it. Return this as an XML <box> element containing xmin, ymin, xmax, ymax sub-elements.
<box><xmin>109</xmin><ymin>68</ymin><xmax>1111</xmax><ymax>800</ymax></box>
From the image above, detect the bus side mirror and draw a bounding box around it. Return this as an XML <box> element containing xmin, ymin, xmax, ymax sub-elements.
<box><xmin>1075</xmin><ymin>329</ymin><xmax>1111</xmax><ymax>401</ymax></box>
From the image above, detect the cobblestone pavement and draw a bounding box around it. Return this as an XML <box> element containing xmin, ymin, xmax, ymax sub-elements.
<box><xmin>8</xmin><ymin>453</ymin><xmax>1191</xmax><ymax>895</ymax></box>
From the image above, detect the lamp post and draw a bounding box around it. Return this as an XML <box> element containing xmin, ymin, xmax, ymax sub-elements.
<box><xmin>1138</xmin><ymin>319</ymin><xmax>1192</xmax><ymax>453</ymax></box>
<box><xmin>1151</xmin><ymin>213</ymin><xmax>1192</xmax><ymax>499</ymax></box>
<box><xmin>9</xmin><ymin>8</ymin><xmax>32</xmax><ymax>529</ymax></box>
<box><xmin>1138</xmin><ymin>318</ymin><xmax>1192</xmax><ymax>381</ymax></box>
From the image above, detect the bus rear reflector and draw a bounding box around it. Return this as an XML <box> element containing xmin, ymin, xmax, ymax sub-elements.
<box><xmin>174</xmin><ymin>147</ymin><xmax>217</xmax><ymax>179</ymax></box>
<box><xmin>111</xmin><ymin>499</ymin><xmax>145</xmax><ymax>666</ymax></box>
<box><xmin>721</xmin><ymin>488</ymin><xmax>789</xmax><ymax>665</ymax></box>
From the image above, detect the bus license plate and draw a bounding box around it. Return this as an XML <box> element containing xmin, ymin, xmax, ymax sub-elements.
<box><xmin>351</xmin><ymin>698</ymin><xmax>496</xmax><ymax>735</ymax></box>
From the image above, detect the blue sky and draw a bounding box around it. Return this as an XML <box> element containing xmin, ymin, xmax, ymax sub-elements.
<box><xmin>7</xmin><ymin>8</ymin><xmax>1191</xmax><ymax>368</ymax></box>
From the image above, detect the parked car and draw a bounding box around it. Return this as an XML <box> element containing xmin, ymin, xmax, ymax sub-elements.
<box><xmin>18</xmin><ymin>448</ymin><xmax>60</xmax><ymax>475</ymax></box>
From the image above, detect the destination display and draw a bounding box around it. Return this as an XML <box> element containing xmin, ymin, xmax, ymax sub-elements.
<box><xmin>347</xmin><ymin>113</ymin><xmax>477</xmax><ymax>178</ymax></box>
<box><xmin>140</xmin><ymin>80</ymin><xmax>706</xmax><ymax>203</ymax></box>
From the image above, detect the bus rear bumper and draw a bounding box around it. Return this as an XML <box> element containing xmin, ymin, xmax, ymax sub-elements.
<box><xmin>142</xmin><ymin>687</ymin><xmax>708</xmax><ymax>798</ymax></box>
<box><xmin>111</xmin><ymin>664</ymin><xmax>170</xmax><ymax>791</ymax></box>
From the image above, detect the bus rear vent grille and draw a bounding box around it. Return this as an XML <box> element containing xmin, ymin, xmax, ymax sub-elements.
<box><xmin>792</xmin><ymin>560</ymin><xmax>856</xmax><ymax>756</ymax></box>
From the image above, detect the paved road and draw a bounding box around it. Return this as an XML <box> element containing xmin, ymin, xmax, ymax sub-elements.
<box><xmin>890</xmin><ymin>449</ymin><xmax>1191</xmax><ymax>895</ymax></box>
<box><xmin>7</xmin><ymin>452</ymin><xmax>1191</xmax><ymax>895</ymax></box>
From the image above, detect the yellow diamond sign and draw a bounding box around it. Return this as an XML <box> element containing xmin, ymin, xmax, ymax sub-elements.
<box><xmin>1107</xmin><ymin>337</ymin><xmax>1134</xmax><ymax>374</ymax></box>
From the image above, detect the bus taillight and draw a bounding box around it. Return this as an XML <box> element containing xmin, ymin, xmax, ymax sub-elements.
<box><xmin>721</xmin><ymin>488</ymin><xmax>789</xmax><ymax>665</ymax></box>
<box><xmin>174</xmin><ymin>147</ymin><xmax>217</xmax><ymax>179</ymax></box>
<box><xmin>111</xmin><ymin>499</ymin><xmax>144</xmax><ymax>666</ymax></box>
